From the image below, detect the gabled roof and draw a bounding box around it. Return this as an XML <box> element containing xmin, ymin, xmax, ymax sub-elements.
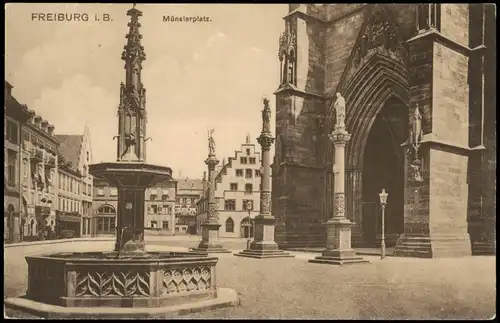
<box><xmin>177</xmin><ymin>179</ymin><xmax>204</xmax><ymax>191</ymax></box>
<box><xmin>55</xmin><ymin>134</ymin><xmax>84</xmax><ymax>172</ymax></box>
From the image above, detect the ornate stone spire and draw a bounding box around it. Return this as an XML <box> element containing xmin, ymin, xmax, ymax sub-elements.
<box><xmin>121</xmin><ymin>5</ymin><xmax>146</xmax><ymax>93</ymax></box>
<box><xmin>116</xmin><ymin>5</ymin><xmax>148</xmax><ymax>163</ymax></box>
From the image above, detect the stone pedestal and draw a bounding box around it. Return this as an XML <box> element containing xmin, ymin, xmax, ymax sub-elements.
<box><xmin>309</xmin><ymin>217</ymin><xmax>369</xmax><ymax>265</ymax></box>
<box><xmin>235</xmin><ymin>215</ymin><xmax>294</xmax><ymax>259</ymax></box>
<box><xmin>309</xmin><ymin>124</ymin><xmax>368</xmax><ymax>266</ymax></box>
<box><xmin>192</xmin><ymin>220</ymin><xmax>230</xmax><ymax>254</ymax></box>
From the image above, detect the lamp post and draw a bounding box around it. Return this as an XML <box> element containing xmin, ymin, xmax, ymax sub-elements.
<box><xmin>378</xmin><ymin>189</ymin><xmax>388</xmax><ymax>260</ymax></box>
<box><xmin>245</xmin><ymin>200</ymin><xmax>253</xmax><ymax>250</ymax></box>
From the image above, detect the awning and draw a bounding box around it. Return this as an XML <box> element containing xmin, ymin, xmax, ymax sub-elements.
<box><xmin>57</xmin><ymin>214</ymin><xmax>81</xmax><ymax>223</ymax></box>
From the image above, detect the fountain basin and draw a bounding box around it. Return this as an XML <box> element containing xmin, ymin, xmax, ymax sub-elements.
<box><xmin>24</xmin><ymin>251</ymin><xmax>219</xmax><ymax>308</ymax></box>
<box><xmin>89</xmin><ymin>162</ymin><xmax>173</xmax><ymax>188</ymax></box>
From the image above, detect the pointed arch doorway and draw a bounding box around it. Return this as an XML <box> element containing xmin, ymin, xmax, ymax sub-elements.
<box><xmin>361</xmin><ymin>97</ymin><xmax>407</xmax><ymax>247</ymax></box>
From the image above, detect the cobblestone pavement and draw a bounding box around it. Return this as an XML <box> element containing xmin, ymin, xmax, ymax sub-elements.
<box><xmin>4</xmin><ymin>238</ymin><xmax>496</xmax><ymax>320</ymax></box>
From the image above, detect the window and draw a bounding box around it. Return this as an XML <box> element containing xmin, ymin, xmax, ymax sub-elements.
<box><xmin>97</xmin><ymin>188</ymin><xmax>105</xmax><ymax>196</ymax></box>
<box><xmin>245</xmin><ymin>169</ymin><xmax>253</xmax><ymax>179</ymax></box>
<box><xmin>7</xmin><ymin>150</ymin><xmax>17</xmax><ymax>186</ymax></box>
<box><xmin>22</xmin><ymin>131</ymin><xmax>29</xmax><ymax>150</ymax></box>
<box><xmin>150</xmin><ymin>205</ymin><xmax>158</xmax><ymax>214</ymax></box>
<box><xmin>162</xmin><ymin>221</ymin><xmax>169</xmax><ymax>229</ymax></box>
<box><xmin>163</xmin><ymin>205</ymin><xmax>170</xmax><ymax>214</ymax></box>
<box><xmin>255</xmin><ymin>169</ymin><xmax>261</xmax><ymax>177</ymax></box>
<box><xmin>246</xmin><ymin>149</ymin><xmax>251</xmax><ymax>156</ymax></box>
<box><xmin>417</xmin><ymin>4</ymin><xmax>441</xmax><ymax>32</ymax></box>
<box><xmin>230</xmin><ymin>183</ymin><xmax>238</xmax><ymax>191</ymax></box>
<box><xmin>243</xmin><ymin>200</ymin><xmax>253</xmax><ymax>210</ymax></box>
<box><xmin>162</xmin><ymin>194</ymin><xmax>168</xmax><ymax>201</ymax></box>
<box><xmin>98</xmin><ymin>205</ymin><xmax>116</xmax><ymax>214</ymax></box>
<box><xmin>182</xmin><ymin>198</ymin><xmax>187</xmax><ymax>204</ymax></box>
<box><xmin>240</xmin><ymin>157</ymin><xmax>247</xmax><ymax>164</ymax></box>
<box><xmin>225</xmin><ymin>218</ymin><xmax>234</xmax><ymax>233</ymax></box>
<box><xmin>6</xmin><ymin>120</ymin><xmax>19</xmax><ymax>144</ymax></box>
<box><xmin>249</xmin><ymin>157</ymin><xmax>256</xmax><ymax>164</ymax></box>
<box><xmin>224</xmin><ymin>199</ymin><xmax>236</xmax><ymax>211</ymax></box>
<box><xmin>110</xmin><ymin>188</ymin><xmax>118</xmax><ymax>196</ymax></box>
<box><xmin>86</xmin><ymin>151</ymin><xmax>89</xmax><ymax>162</ymax></box>
<box><xmin>87</xmin><ymin>184</ymin><xmax>91</xmax><ymax>195</ymax></box>
<box><xmin>236</xmin><ymin>169</ymin><xmax>243</xmax><ymax>177</ymax></box>
<box><xmin>97</xmin><ymin>217</ymin><xmax>115</xmax><ymax>234</ymax></box>
<box><xmin>245</xmin><ymin>184</ymin><xmax>253</xmax><ymax>195</ymax></box>
<box><xmin>150</xmin><ymin>221</ymin><xmax>157</xmax><ymax>229</ymax></box>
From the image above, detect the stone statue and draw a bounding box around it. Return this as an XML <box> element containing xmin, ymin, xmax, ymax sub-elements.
<box><xmin>334</xmin><ymin>92</ymin><xmax>346</xmax><ymax>127</ymax></box>
<box><xmin>121</xmin><ymin>133</ymin><xmax>137</xmax><ymax>159</ymax></box>
<box><xmin>410</xmin><ymin>104</ymin><xmax>423</xmax><ymax>162</ymax></box>
<box><xmin>208</xmin><ymin>129</ymin><xmax>216</xmax><ymax>155</ymax></box>
<box><xmin>262</xmin><ymin>97</ymin><xmax>271</xmax><ymax>133</ymax></box>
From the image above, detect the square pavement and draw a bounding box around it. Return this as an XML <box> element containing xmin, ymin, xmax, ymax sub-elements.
<box><xmin>4</xmin><ymin>236</ymin><xmax>496</xmax><ymax>320</ymax></box>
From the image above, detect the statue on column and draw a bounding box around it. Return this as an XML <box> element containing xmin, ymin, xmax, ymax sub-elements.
<box><xmin>208</xmin><ymin>129</ymin><xmax>216</xmax><ymax>155</ymax></box>
<box><xmin>262</xmin><ymin>97</ymin><xmax>271</xmax><ymax>133</ymax></box>
<box><xmin>334</xmin><ymin>92</ymin><xmax>346</xmax><ymax>127</ymax></box>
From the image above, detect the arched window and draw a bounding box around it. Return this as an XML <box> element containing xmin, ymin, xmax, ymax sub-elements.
<box><xmin>225</xmin><ymin>217</ymin><xmax>234</xmax><ymax>233</ymax></box>
<box><xmin>98</xmin><ymin>205</ymin><xmax>116</xmax><ymax>214</ymax></box>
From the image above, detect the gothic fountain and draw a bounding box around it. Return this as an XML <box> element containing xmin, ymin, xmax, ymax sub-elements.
<box><xmin>4</xmin><ymin>6</ymin><xmax>238</xmax><ymax>319</ymax></box>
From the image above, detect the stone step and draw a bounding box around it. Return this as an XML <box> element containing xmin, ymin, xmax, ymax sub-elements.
<box><xmin>234</xmin><ymin>250</ymin><xmax>295</xmax><ymax>259</ymax></box>
<box><xmin>309</xmin><ymin>256</ymin><xmax>370</xmax><ymax>266</ymax></box>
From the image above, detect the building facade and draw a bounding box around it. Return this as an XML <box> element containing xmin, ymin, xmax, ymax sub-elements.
<box><xmin>16</xmin><ymin>102</ymin><xmax>60</xmax><ymax>241</ymax></box>
<box><xmin>197</xmin><ymin>136</ymin><xmax>263</xmax><ymax>238</ymax></box>
<box><xmin>175</xmin><ymin>178</ymin><xmax>204</xmax><ymax>234</ymax></box>
<box><xmin>92</xmin><ymin>177</ymin><xmax>118</xmax><ymax>236</ymax></box>
<box><xmin>55</xmin><ymin>127</ymin><xmax>93</xmax><ymax>238</ymax></box>
<box><xmin>144</xmin><ymin>180</ymin><xmax>177</xmax><ymax>233</ymax></box>
<box><xmin>4</xmin><ymin>81</ymin><xmax>32</xmax><ymax>243</ymax></box>
<box><xmin>272</xmin><ymin>4</ymin><xmax>496</xmax><ymax>256</ymax></box>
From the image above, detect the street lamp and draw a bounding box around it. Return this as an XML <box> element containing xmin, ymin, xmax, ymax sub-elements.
<box><xmin>245</xmin><ymin>200</ymin><xmax>253</xmax><ymax>250</ymax></box>
<box><xmin>378</xmin><ymin>188</ymin><xmax>388</xmax><ymax>260</ymax></box>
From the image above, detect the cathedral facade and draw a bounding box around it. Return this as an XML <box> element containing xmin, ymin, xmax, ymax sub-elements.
<box><xmin>272</xmin><ymin>4</ymin><xmax>496</xmax><ymax>257</ymax></box>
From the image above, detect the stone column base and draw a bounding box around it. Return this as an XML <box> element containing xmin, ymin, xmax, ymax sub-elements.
<box><xmin>393</xmin><ymin>234</ymin><xmax>472</xmax><ymax>258</ymax></box>
<box><xmin>309</xmin><ymin>217</ymin><xmax>369</xmax><ymax>266</ymax></box>
<box><xmin>235</xmin><ymin>215</ymin><xmax>294</xmax><ymax>259</ymax></box>
<box><xmin>191</xmin><ymin>222</ymin><xmax>230</xmax><ymax>254</ymax></box>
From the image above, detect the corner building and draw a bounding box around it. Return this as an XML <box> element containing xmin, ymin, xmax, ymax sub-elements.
<box><xmin>272</xmin><ymin>4</ymin><xmax>496</xmax><ymax>257</ymax></box>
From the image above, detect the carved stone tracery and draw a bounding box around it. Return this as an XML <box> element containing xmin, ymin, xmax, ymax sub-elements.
<box><xmin>260</xmin><ymin>192</ymin><xmax>271</xmax><ymax>214</ymax></box>
<box><xmin>75</xmin><ymin>271</ymin><xmax>150</xmax><ymax>297</ymax></box>
<box><xmin>161</xmin><ymin>267</ymin><xmax>211</xmax><ymax>295</ymax></box>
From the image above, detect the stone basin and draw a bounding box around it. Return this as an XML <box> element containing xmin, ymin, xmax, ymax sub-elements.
<box><xmin>25</xmin><ymin>251</ymin><xmax>219</xmax><ymax>308</ymax></box>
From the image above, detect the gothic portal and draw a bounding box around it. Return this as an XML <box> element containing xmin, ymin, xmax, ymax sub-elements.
<box><xmin>272</xmin><ymin>4</ymin><xmax>496</xmax><ymax>257</ymax></box>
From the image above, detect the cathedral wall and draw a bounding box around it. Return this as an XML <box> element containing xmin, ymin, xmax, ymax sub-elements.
<box><xmin>324</xmin><ymin>9</ymin><xmax>365</xmax><ymax>97</ymax></box>
<box><xmin>432</xmin><ymin>43</ymin><xmax>469</xmax><ymax>146</ymax></box>
<box><xmin>441</xmin><ymin>4</ymin><xmax>469</xmax><ymax>47</ymax></box>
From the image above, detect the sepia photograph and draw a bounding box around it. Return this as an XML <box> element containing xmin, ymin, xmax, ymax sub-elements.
<box><xmin>3</xmin><ymin>3</ymin><xmax>496</xmax><ymax>319</ymax></box>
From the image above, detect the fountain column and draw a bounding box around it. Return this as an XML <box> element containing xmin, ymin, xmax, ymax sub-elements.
<box><xmin>310</xmin><ymin>93</ymin><xmax>368</xmax><ymax>266</ymax></box>
<box><xmin>235</xmin><ymin>98</ymin><xmax>293</xmax><ymax>258</ymax></box>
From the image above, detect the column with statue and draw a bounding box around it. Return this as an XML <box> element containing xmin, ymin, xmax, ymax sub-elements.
<box><xmin>310</xmin><ymin>93</ymin><xmax>369</xmax><ymax>265</ymax></box>
<box><xmin>191</xmin><ymin>129</ymin><xmax>230</xmax><ymax>253</ymax></box>
<box><xmin>235</xmin><ymin>97</ymin><xmax>294</xmax><ymax>259</ymax></box>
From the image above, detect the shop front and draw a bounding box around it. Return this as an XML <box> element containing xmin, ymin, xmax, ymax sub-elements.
<box><xmin>56</xmin><ymin>211</ymin><xmax>81</xmax><ymax>238</ymax></box>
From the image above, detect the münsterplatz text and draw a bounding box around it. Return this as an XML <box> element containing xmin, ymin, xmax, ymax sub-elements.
<box><xmin>163</xmin><ymin>15</ymin><xmax>211</xmax><ymax>23</ymax></box>
<box><xmin>31</xmin><ymin>13</ymin><xmax>113</xmax><ymax>22</ymax></box>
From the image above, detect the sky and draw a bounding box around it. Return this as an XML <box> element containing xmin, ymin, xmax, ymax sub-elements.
<box><xmin>5</xmin><ymin>3</ymin><xmax>288</xmax><ymax>179</ymax></box>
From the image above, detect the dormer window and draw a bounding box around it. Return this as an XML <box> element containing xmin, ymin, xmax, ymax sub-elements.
<box><xmin>40</xmin><ymin>120</ymin><xmax>48</xmax><ymax>131</ymax></box>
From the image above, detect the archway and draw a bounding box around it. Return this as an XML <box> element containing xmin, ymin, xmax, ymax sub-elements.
<box><xmin>361</xmin><ymin>97</ymin><xmax>407</xmax><ymax>247</ymax></box>
<box><xmin>240</xmin><ymin>217</ymin><xmax>253</xmax><ymax>238</ymax></box>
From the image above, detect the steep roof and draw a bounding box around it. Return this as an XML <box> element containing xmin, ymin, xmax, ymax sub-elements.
<box><xmin>55</xmin><ymin>134</ymin><xmax>83</xmax><ymax>172</ymax></box>
<box><xmin>177</xmin><ymin>179</ymin><xmax>204</xmax><ymax>191</ymax></box>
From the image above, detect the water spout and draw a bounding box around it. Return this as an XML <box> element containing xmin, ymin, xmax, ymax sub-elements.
<box><xmin>116</xmin><ymin>226</ymin><xmax>129</xmax><ymax>259</ymax></box>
